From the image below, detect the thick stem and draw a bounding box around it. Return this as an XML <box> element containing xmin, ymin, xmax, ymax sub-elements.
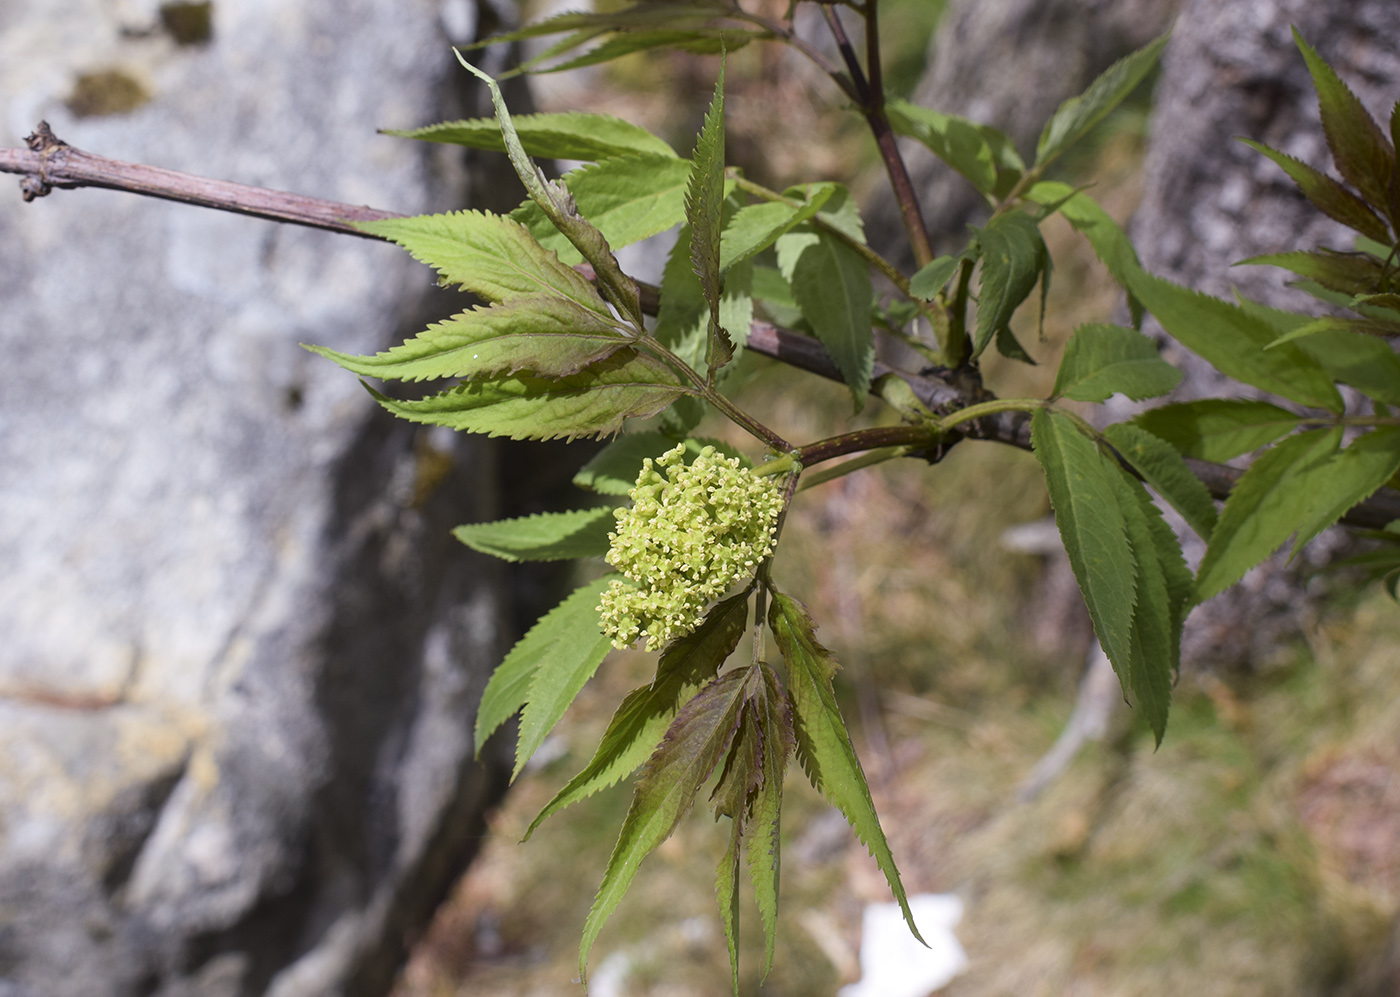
<box><xmin>796</xmin><ymin>424</ymin><xmax>940</xmax><ymax>467</ymax></box>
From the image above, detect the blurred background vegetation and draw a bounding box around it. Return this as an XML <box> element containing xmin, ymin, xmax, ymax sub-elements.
<box><xmin>391</xmin><ymin>2</ymin><xmax>1400</xmax><ymax>993</ymax></box>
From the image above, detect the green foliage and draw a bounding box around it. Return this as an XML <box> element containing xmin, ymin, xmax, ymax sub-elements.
<box><xmin>387</xmin><ymin>110</ymin><xmax>678</xmax><ymax>160</ymax></box>
<box><xmin>971</xmin><ymin>211</ymin><xmax>1048</xmax><ymax>361</ymax></box>
<box><xmin>1052</xmin><ymin>323</ymin><xmax>1182</xmax><ymax>402</ymax></box>
<box><xmin>886</xmin><ymin>98</ymin><xmax>1023</xmax><ymax>199</ymax></box>
<box><xmin>777</xmin><ymin>226</ymin><xmax>875</xmax><ymax>402</ymax></box>
<box><xmin>453</xmin><ymin>507</ymin><xmax>615</xmax><ymax>562</ymax></box>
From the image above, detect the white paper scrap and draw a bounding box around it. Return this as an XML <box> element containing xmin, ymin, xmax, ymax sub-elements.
<box><xmin>837</xmin><ymin>893</ymin><xmax>968</xmax><ymax>997</ymax></box>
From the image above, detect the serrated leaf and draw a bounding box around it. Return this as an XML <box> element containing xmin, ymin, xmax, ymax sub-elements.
<box><xmin>355</xmin><ymin>211</ymin><xmax>603</xmax><ymax>308</ymax></box>
<box><xmin>1237</xmin><ymin>249</ymin><xmax>1388</xmax><ymax>297</ymax></box>
<box><xmin>995</xmin><ymin>325</ymin><xmax>1037</xmax><ymax>365</ymax></box>
<box><xmin>886</xmin><ymin>98</ymin><xmax>1024</xmax><ymax>199</ymax></box>
<box><xmin>306</xmin><ymin>294</ymin><xmax>627</xmax><ymax>383</ymax></box>
<box><xmin>716</xmin><ymin>813</ymin><xmax>741</xmax><ymax>995</ymax></box>
<box><xmin>525</xmin><ymin>594</ymin><xmax>748</xmax><ymax>839</ymax></box>
<box><xmin>768</xmin><ymin>594</ymin><xmax>923</xmax><ymax>946</ymax></box>
<box><xmin>1193</xmin><ymin>428</ymin><xmax>1342</xmax><ymax>602</ymax></box>
<box><xmin>474</xmin><ymin>576</ymin><xmax>613</xmax><ymax>755</ymax></box>
<box><xmin>751</xmin><ymin>265</ymin><xmax>804</xmax><ymax>328</ymax></box>
<box><xmin>1294</xmin><ymin>28</ymin><xmax>1396</xmax><ymax>217</ymax></box>
<box><xmin>777</xmin><ymin>227</ymin><xmax>874</xmax><ymax>403</ymax></box>
<box><xmin>470</xmin><ymin>3</ymin><xmax>745</xmax><ymax>47</ymax></box>
<box><xmin>573</xmin><ymin>432</ymin><xmax>748</xmax><ymax>494</ymax></box>
<box><xmin>687</xmin><ymin>60</ymin><xmax>729</xmax><ymax>376</ymax></box>
<box><xmin>533</xmin><ymin>28</ymin><xmax>759</xmax><ymax>76</ymax></box>
<box><xmin>370</xmin><ymin>348</ymin><xmax>690</xmax><ymax>440</ymax></box>
<box><xmin>1287</xmin><ymin>427</ymin><xmax>1400</xmax><ymax>558</ymax></box>
<box><xmin>1036</xmin><ymin>32</ymin><xmax>1169</xmax><ymax>168</ymax></box>
<box><xmin>1134</xmin><ymin>399</ymin><xmax>1301</xmax><ymax>462</ymax></box>
<box><xmin>746</xmin><ymin>660</ymin><xmax>791</xmax><ymax>979</ymax></box>
<box><xmin>1238</xmin><ymin>139</ymin><xmax>1391</xmax><ymax>243</ymax></box>
<box><xmin>814</xmin><ymin>187</ymin><xmax>868</xmax><ymax>246</ymax></box>
<box><xmin>453</xmin><ymin>506</ymin><xmax>615</xmax><ymax>563</ymax></box>
<box><xmin>719</xmin><ymin>183</ymin><xmax>839</xmax><ymax>273</ymax></box>
<box><xmin>1031</xmin><ymin>409</ymin><xmax>1137</xmax><ymax>669</ymax></box>
<box><xmin>719</xmin><ymin>258</ymin><xmax>754</xmax><ymax>349</ymax></box>
<box><xmin>1104</xmin><ymin>422</ymin><xmax>1218</xmax><ymax>540</ymax></box>
<box><xmin>909</xmin><ymin>254</ymin><xmax>965</xmax><ymax>301</ymax></box>
<box><xmin>972</xmin><ymin>212</ymin><xmax>1047</xmax><ymax>359</ymax></box>
<box><xmin>1052</xmin><ymin>323</ymin><xmax>1182</xmax><ymax>402</ymax></box>
<box><xmin>656</xmin><ymin>224</ymin><xmax>710</xmax><ymax>372</ymax></box>
<box><xmin>512</xmin><ymin>154</ymin><xmax>696</xmax><ymax>265</ymax></box>
<box><xmin>1265</xmin><ymin>314</ymin><xmax>1400</xmax><ymax>347</ymax></box>
<box><xmin>581</xmin><ymin>667</ymin><xmax>751</xmax><ymax>982</ymax></box>
<box><xmin>386</xmin><ymin>111</ymin><xmax>677</xmax><ymax>160</ymax></box>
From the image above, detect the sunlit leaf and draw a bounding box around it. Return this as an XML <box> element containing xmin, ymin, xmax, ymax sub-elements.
<box><xmin>386</xmin><ymin>111</ymin><xmax>677</xmax><ymax>160</ymax></box>
<box><xmin>719</xmin><ymin>183</ymin><xmax>839</xmax><ymax>273</ymax></box>
<box><xmin>886</xmin><ymin>99</ymin><xmax>1024</xmax><ymax>199</ymax></box>
<box><xmin>453</xmin><ymin>506</ymin><xmax>615</xmax><ymax>563</ymax></box>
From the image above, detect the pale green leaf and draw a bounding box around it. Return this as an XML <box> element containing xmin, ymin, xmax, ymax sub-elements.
<box><xmin>474</xmin><ymin>576</ymin><xmax>613</xmax><ymax>756</ymax></box>
<box><xmin>306</xmin><ymin>295</ymin><xmax>626</xmax><ymax>383</ymax></box>
<box><xmin>719</xmin><ymin>257</ymin><xmax>754</xmax><ymax>349</ymax></box>
<box><xmin>524</xmin><ymin>595</ymin><xmax>748</xmax><ymax>839</ymax></box>
<box><xmin>769</xmin><ymin>594</ymin><xmax>924</xmax><ymax>946</ymax></box>
<box><xmin>1103</xmin><ymin>422</ymin><xmax>1218</xmax><ymax>540</ymax></box>
<box><xmin>386</xmin><ymin>111</ymin><xmax>677</xmax><ymax>160</ymax></box>
<box><xmin>453</xmin><ymin>507</ymin><xmax>615</xmax><ymax>563</ymax></box>
<box><xmin>909</xmin><ymin>254</ymin><xmax>965</xmax><ymax>301</ymax></box>
<box><xmin>814</xmin><ymin>187</ymin><xmax>868</xmax><ymax>245</ymax></box>
<box><xmin>1134</xmin><ymin>399</ymin><xmax>1301</xmax><ymax>462</ymax></box>
<box><xmin>973</xmin><ymin>212</ymin><xmax>1047</xmax><ymax>359</ymax></box>
<box><xmin>581</xmin><ymin>668</ymin><xmax>750</xmax><ymax>981</ymax></box>
<box><xmin>1052</xmin><ymin>323</ymin><xmax>1182</xmax><ymax>402</ymax></box>
<box><xmin>1035</xmin><ymin>32</ymin><xmax>1169</xmax><ymax>168</ymax></box>
<box><xmin>719</xmin><ymin>184</ymin><xmax>839</xmax><ymax>273</ymax></box>
<box><xmin>776</xmin><ymin>227</ymin><xmax>874</xmax><ymax>403</ymax></box>
<box><xmin>369</xmin><ymin>349</ymin><xmax>690</xmax><ymax>441</ymax></box>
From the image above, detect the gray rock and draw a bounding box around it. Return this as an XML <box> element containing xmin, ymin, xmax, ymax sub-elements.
<box><xmin>0</xmin><ymin>1</ymin><xmax>521</xmax><ymax>993</ymax></box>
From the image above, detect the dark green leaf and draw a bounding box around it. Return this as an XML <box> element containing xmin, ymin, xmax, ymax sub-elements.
<box><xmin>972</xmin><ymin>212</ymin><xmax>1047</xmax><ymax>359</ymax></box>
<box><xmin>355</xmin><ymin>211</ymin><xmax>603</xmax><ymax>308</ymax></box>
<box><xmin>1265</xmin><ymin>315</ymin><xmax>1400</xmax><ymax>347</ymax></box>
<box><xmin>909</xmin><ymin>254</ymin><xmax>965</xmax><ymax>301</ymax></box>
<box><xmin>1035</xmin><ymin>32</ymin><xmax>1170</xmax><ymax>168</ymax></box>
<box><xmin>769</xmin><ymin>594</ymin><xmax>924</xmax><ymax>945</ymax></box>
<box><xmin>716</xmin><ymin>814</ymin><xmax>741</xmax><ymax>995</ymax></box>
<box><xmin>512</xmin><ymin>154</ymin><xmax>696</xmax><ymax>264</ymax></box>
<box><xmin>306</xmin><ymin>294</ymin><xmax>626</xmax><ymax>383</ymax></box>
<box><xmin>524</xmin><ymin>594</ymin><xmax>747</xmax><ymax>838</ymax></box>
<box><xmin>1294</xmin><ymin>28</ymin><xmax>1396</xmax><ymax>217</ymax></box>
<box><xmin>656</xmin><ymin>224</ymin><xmax>710</xmax><ymax>372</ymax></box>
<box><xmin>1134</xmin><ymin>399</ymin><xmax>1301</xmax><ymax>462</ymax></box>
<box><xmin>1104</xmin><ymin>422</ymin><xmax>1218</xmax><ymax>540</ymax></box>
<box><xmin>1236</xmin><ymin>249</ymin><xmax>1387</xmax><ymax>297</ymax></box>
<box><xmin>1286</xmin><ymin>427</ymin><xmax>1400</xmax><ymax>559</ymax></box>
<box><xmin>746</xmin><ymin>660</ymin><xmax>792</xmax><ymax>979</ymax></box>
<box><xmin>1238</xmin><ymin>139</ymin><xmax>1391</xmax><ymax>243</ymax></box>
<box><xmin>1052</xmin><ymin>323</ymin><xmax>1182</xmax><ymax>402</ymax></box>
<box><xmin>474</xmin><ymin>576</ymin><xmax>613</xmax><ymax>756</ymax></box>
<box><xmin>453</xmin><ymin>507</ymin><xmax>615</xmax><ymax>563</ymax></box>
<box><xmin>533</xmin><ymin>28</ymin><xmax>759</xmax><ymax>76</ymax></box>
<box><xmin>370</xmin><ymin>348</ymin><xmax>690</xmax><ymax>440</ymax></box>
<box><xmin>687</xmin><ymin>61</ymin><xmax>728</xmax><ymax>375</ymax></box>
<box><xmin>386</xmin><ymin>111</ymin><xmax>677</xmax><ymax>160</ymax></box>
<box><xmin>1031</xmin><ymin>408</ymin><xmax>1137</xmax><ymax>673</ymax></box>
<box><xmin>886</xmin><ymin>98</ymin><xmax>1024</xmax><ymax>199</ymax></box>
<box><xmin>751</xmin><ymin>265</ymin><xmax>804</xmax><ymax>328</ymax></box>
<box><xmin>581</xmin><ymin>667</ymin><xmax>750</xmax><ymax>981</ymax></box>
<box><xmin>777</xmin><ymin>227</ymin><xmax>874</xmax><ymax>403</ymax></box>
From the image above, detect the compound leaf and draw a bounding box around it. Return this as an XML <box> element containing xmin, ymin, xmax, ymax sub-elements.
<box><xmin>474</xmin><ymin>576</ymin><xmax>614</xmax><ymax>756</ymax></box>
<box><xmin>769</xmin><ymin>594</ymin><xmax>923</xmax><ymax>946</ymax></box>
<box><xmin>777</xmin><ymin>227</ymin><xmax>874</xmax><ymax>402</ymax></box>
<box><xmin>1134</xmin><ymin>399</ymin><xmax>1301</xmax><ymax>462</ymax></box>
<box><xmin>453</xmin><ymin>506</ymin><xmax>615</xmax><ymax>563</ymax></box>
<box><xmin>387</xmin><ymin>110</ymin><xmax>677</xmax><ymax>160</ymax></box>
<box><xmin>1052</xmin><ymin>323</ymin><xmax>1182</xmax><ymax>402</ymax></box>
<box><xmin>1104</xmin><ymin>422</ymin><xmax>1218</xmax><ymax>540</ymax></box>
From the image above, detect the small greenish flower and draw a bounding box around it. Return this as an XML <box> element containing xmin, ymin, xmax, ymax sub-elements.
<box><xmin>598</xmin><ymin>444</ymin><xmax>784</xmax><ymax>649</ymax></box>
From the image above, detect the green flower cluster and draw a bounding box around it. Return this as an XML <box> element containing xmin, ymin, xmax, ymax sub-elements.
<box><xmin>598</xmin><ymin>444</ymin><xmax>784</xmax><ymax>649</ymax></box>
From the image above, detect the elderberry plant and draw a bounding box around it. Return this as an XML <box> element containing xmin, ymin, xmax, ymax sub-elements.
<box><xmin>306</xmin><ymin>7</ymin><xmax>1400</xmax><ymax>988</ymax></box>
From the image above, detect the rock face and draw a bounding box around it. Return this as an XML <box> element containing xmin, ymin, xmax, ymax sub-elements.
<box><xmin>0</xmin><ymin>1</ymin><xmax>520</xmax><ymax>994</ymax></box>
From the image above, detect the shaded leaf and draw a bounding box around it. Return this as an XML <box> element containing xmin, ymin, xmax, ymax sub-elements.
<box><xmin>1237</xmin><ymin>249</ymin><xmax>1388</xmax><ymax>297</ymax></box>
<box><xmin>474</xmin><ymin>577</ymin><xmax>613</xmax><ymax>756</ymax></box>
<box><xmin>370</xmin><ymin>348</ymin><xmax>690</xmax><ymax>440</ymax></box>
<box><xmin>716</xmin><ymin>814</ymin><xmax>742</xmax><ymax>994</ymax></box>
<box><xmin>687</xmin><ymin>61</ymin><xmax>728</xmax><ymax>376</ymax></box>
<box><xmin>1134</xmin><ymin>399</ymin><xmax>1301</xmax><ymax>462</ymax></box>
<box><xmin>769</xmin><ymin>594</ymin><xmax>924</xmax><ymax>945</ymax></box>
<box><xmin>1265</xmin><ymin>314</ymin><xmax>1400</xmax><ymax>347</ymax></box>
<box><xmin>1036</xmin><ymin>32</ymin><xmax>1170</xmax><ymax>168</ymax></box>
<box><xmin>306</xmin><ymin>294</ymin><xmax>626</xmax><ymax>383</ymax></box>
<box><xmin>453</xmin><ymin>506</ymin><xmax>615</xmax><ymax>563</ymax></box>
<box><xmin>909</xmin><ymin>253</ymin><xmax>965</xmax><ymax>301</ymax></box>
<box><xmin>1286</xmin><ymin>427</ymin><xmax>1400</xmax><ymax>559</ymax></box>
<box><xmin>777</xmin><ymin>227</ymin><xmax>874</xmax><ymax>402</ymax></box>
<box><xmin>747</xmin><ymin>660</ymin><xmax>792</xmax><ymax>979</ymax></box>
<box><xmin>525</xmin><ymin>594</ymin><xmax>748</xmax><ymax>838</ymax></box>
<box><xmin>1104</xmin><ymin>422</ymin><xmax>1218</xmax><ymax>540</ymax></box>
<box><xmin>973</xmin><ymin>212</ymin><xmax>1047</xmax><ymax>359</ymax></box>
<box><xmin>886</xmin><ymin>98</ymin><xmax>1024</xmax><ymax>199</ymax></box>
<box><xmin>386</xmin><ymin>111</ymin><xmax>676</xmax><ymax>160</ymax></box>
<box><xmin>581</xmin><ymin>667</ymin><xmax>750</xmax><ymax>981</ymax></box>
<box><xmin>1239</xmin><ymin>139</ymin><xmax>1390</xmax><ymax>243</ymax></box>
<box><xmin>1052</xmin><ymin>323</ymin><xmax>1181</xmax><ymax>402</ymax></box>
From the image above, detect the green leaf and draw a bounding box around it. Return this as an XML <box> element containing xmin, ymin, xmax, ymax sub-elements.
<box><xmin>386</xmin><ymin>111</ymin><xmax>677</xmax><ymax>160</ymax></box>
<box><xmin>716</xmin><ymin>814</ymin><xmax>742</xmax><ymax>995</ymax></box>
<box><xmin>813</xmin><ymin>186</ymin><xmax>868</xmax><ymax>246</ymax></box>
<box><xmin>1294</xmin><ymin>28</ymin><xmax>1396</xmax><ymax>217</ymax></box>
<box><xmin>1238</xmin><ymin>139</ymin><xmax>1391</xmax><ymax>243</ymax></box>
<box><xmin>972</xmin><ymin>212</ymin><xmax>1047</xmax><ymax>359</ymax></box>
<box><xmin>1104</xmin><ymin>422</ymin><xmax>1218</xmax><ymax>540</ymax></box>
<box><xmin>1134</xmin><ymin>399</ymin><xmax>1301</xmax><ymax>462</ymax></box>
<box><xmin>886</xmin><ymin>98</ymin><xmax>1024</xmax><ymax>199</ymax></box>
<box><xmin>512</xmin><ymin>154</ymin><xmax>696</xmax><ymax>265</ymax></box>
<box><xmin>453</xmin><ymin>507</ymin><xmax>615</xmax><ymax>563</ymax></box>
<box><xmin>581</xmin><ymin>667</ymin><xmax>751</xmax><ymax>982</ymax></box>
<box><xmin>470</xmin><ymin>3</ymin><xmax>748</xmax><ymax>47</ymax></box>
<box><xmin>474</xmin><ymin>576</ymin><xmax>613</xmax><ymax>756</ymax></box>
<box><xmin>1286</xmin><ymin>427</ymin><xmax>1400</xmax><ymax>559</ymax></box>
<box><xmin>524</xmin><ymin>594</ymin><xmax>748</xmax><ymax>839</ymax></box>
<box><xmin>687</xmin><ymin>60</ymin><xmax>729</xmax><ymax>375</ymax></box>
<box><xmin>720</xmin><ymin>257</ymin><xmax>755</xmax><ymax>349</ymax></box>
<box><xmin>1052</xmin><ymin>323</ymin><xmax>1182</xmax><ymax>402</ymax></box>
<box><xmin>306</xmin><ymin>295</ymin><xmax>627</xmax><ymax>383</ymax></box>
<box><xmin>768</xmin><ymin>594</ymin><xmax>923</xmax><ymax>946</ymax></box>
<box><xmin>1035</xmin><ymin>32</ymin><xmax>1170</xmax><ymax>168</ymax></box>
<box><xmin>909</xmin><ymin>253</ymin><xmax>965</xmax><ymax>301</ymax></box>
<box><xmin>1193</xmin><ymin>428</ymin><xmax>1342</xmax><ymax>602</ymax></box>
<box><xmin>751</xmin><ymin>265</ymin><xmax>804</xmax><ymax>328</ymax></box>
<box><xmin>1236</xmin><ymin>249</ymin><xmax>1388</xmax><ymax>297</ymax></box>
<box><xmin>746</xmin><ymin>660</ymin><xmax>792</xmax><ymax>979</ymax></box>
<box><xmin>719</xmin><ymin>183</ymin><xmax>839</xmax><ymax>273</ymax></box>
<box><xmin>354</xmin><ymin>211</ymin><xmax>603</xmax><ymax>308</ymax></box>
<box><xmin>532</xmin><ymin>28</ymin><xmax>759</xmax><ymax>76</ymax></box>
<box><xmin>777</xmin><ymin>227</ymin><xmax>874</xmax><ymax>403</ymax></box>
<box><xmin>1031</xmin><ymin>408</ymin><xmax>1137</xmax><ymax>670</ymax></box>
<box><xmin>1264</xmin><ymin>314</ymin><xmax>1400</xmax><ymax>347</ymax></box>
<box><xmin>370</xmin><ymin>348</ymin><xmax>690</xmax><ymax>440</ymax></box>
<box><xmin>655</xmin><ymin>224</ymin><xmax>710</xmax><ymax>372</ymax></box>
